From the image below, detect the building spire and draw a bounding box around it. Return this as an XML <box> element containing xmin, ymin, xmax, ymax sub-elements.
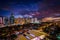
<box><xmin>10</xmin><ymin>12</ymin><xmax>15</xmax><ymax>24</ymax></box>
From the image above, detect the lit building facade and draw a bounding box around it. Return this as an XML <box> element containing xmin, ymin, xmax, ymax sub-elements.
<box><xmin>30</xmin><ymin>18</ymin><xmax>39</xmax><ymax>23</ymax></box>
<box><xmin>42</xmin><ymin>17</ymin><xmax>60</xmax><ymax>22</ymax></box>
<box><xmin>4</xmin><ymin>17</ymin><xmax>8</xmax><ymax>25</ymax></box>
<box><xmin>0</xmin><ymin>16</ymin><xmax>3</xmax><ymax>26</ymax></box>
<box><xmin>25</xmin><ymin>18</ymin><xmax>31</xmax><ymax>24</ymax></box>
<box><xmin>0</xmin><ymin>17</ymin><xmax>3</xmax><ymax>24</ymax></box>
<box><xmin>10</xmin><ymin>13</ymin><xmax>15</xmax><ymax>24</ymax></box>
<box><xmin>15</xmin><ymin>17</ymin><xmax>25</xmax><ymax>25</ymax></box>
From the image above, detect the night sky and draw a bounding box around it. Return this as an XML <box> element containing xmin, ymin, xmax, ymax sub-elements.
<box><xmin>0</xmin><ymin>0</ymin><xmax>60</xmax><ymax>18</ymax></box>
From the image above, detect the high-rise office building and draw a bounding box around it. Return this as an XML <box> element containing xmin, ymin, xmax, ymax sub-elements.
<box><xmin>10</xmin><ymin>13</ymin><xmax>15</xmax><ymax>24</ymax></box>
<box><xmin>0</xmin><ymin>16</ymin><xmax>3</xmax><ymax>26</ymax></box>
<box><xmin>31</xmin><ymin>18</ymin><xmax>34</xmax><ymax>23</ymax></box>
<box><xmin>0</xmin><ymin>17</ymin><xmax>3</xmax><ymax>24</ymax></box>
<box><xmin>4</xmin><ymin>17</ymin><xmax>8</xmax><ymax>25</ymax></box>
<box><xmin>31</xmin><ymin>18</ymin><xmax>39</xmax><ymax>23</ymax></box>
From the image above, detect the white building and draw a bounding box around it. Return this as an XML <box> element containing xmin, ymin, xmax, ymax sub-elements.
<box><xmin>0</xmin><ymin>16</ymin><xmax>5</xmax><ymax>27</ymax></box>
<box><xmin>31</xmin><ymin>18</ymin><xmax>39</xmax><ymax>23</ymax></box>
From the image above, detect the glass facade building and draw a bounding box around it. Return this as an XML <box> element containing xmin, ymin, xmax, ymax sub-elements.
<box><xmin>10</xmin><ymin>13</ymin><xmax>15</xmax><ymax>24</ymax></box>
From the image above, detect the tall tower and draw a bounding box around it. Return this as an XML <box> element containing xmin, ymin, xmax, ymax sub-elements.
<box><xmin>0</xmin><ymin>16</ymin><xmax>3</xmax><ymax>26</ymax></box>
<box><xmin>10</xmin><ymin>13</ymin><xmax>15</xmax><ymax>24</ymax></box>
<box><xmin>4</xmin><ymin>17</ymin><xmax>8</xmax><ymax>25</ymax></box>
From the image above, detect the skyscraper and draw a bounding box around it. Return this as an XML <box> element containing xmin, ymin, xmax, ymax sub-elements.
<box><xmin>0</xmin><ymin>17</ymin><xmax>3</xmax><ymax>24</ymax></box>
<box><xmin>10</xmin><ymin>13</ymin><xmax>15</xmax><ymax>24</ymax></box>
<box><xmin>0</xmin><ymin>16</ymin><xmax>3</xmax><ymax>26</ymax></box>
<box><xmin>4</xmin><ymin>17</ymin><xmax>8</xmax><ymax>25</ymax></box>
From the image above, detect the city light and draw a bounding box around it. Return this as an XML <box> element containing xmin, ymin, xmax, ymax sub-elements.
<box><xmin>0</xmin><ymin>0</ymin><xmax>60</xmax><ymax>40</ymax></box>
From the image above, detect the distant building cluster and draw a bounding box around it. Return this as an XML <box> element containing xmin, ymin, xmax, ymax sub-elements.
<box><xmin>0</xmin><ymin>13</ymin><xmax>15</xmax><ymax>26</ymax></box>
<box><xmin>42</xmin><ymin>17</ymin><xmax>60</xmax><ymax>22</ymax></box>
<box><xmin>0</xmin><ymin>13</ymin><xmax>40</xmax><ymax>26</ymax></box>
<box><xmin>15</xmin><ymin>16</ymin><xmax>40</xmax><ymax>24</ymax></box>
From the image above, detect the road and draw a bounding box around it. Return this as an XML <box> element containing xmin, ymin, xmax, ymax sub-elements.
<box><xmin>15</xmin><ymin>30</ymin><xmax>49</xmax><ymax>40</ymax></box>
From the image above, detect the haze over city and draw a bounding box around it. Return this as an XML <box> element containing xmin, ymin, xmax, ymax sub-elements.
<box><xmin>0</xmin><ymin>0</ymin><xmax>60</xmax><ymax>18</ymax></box>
